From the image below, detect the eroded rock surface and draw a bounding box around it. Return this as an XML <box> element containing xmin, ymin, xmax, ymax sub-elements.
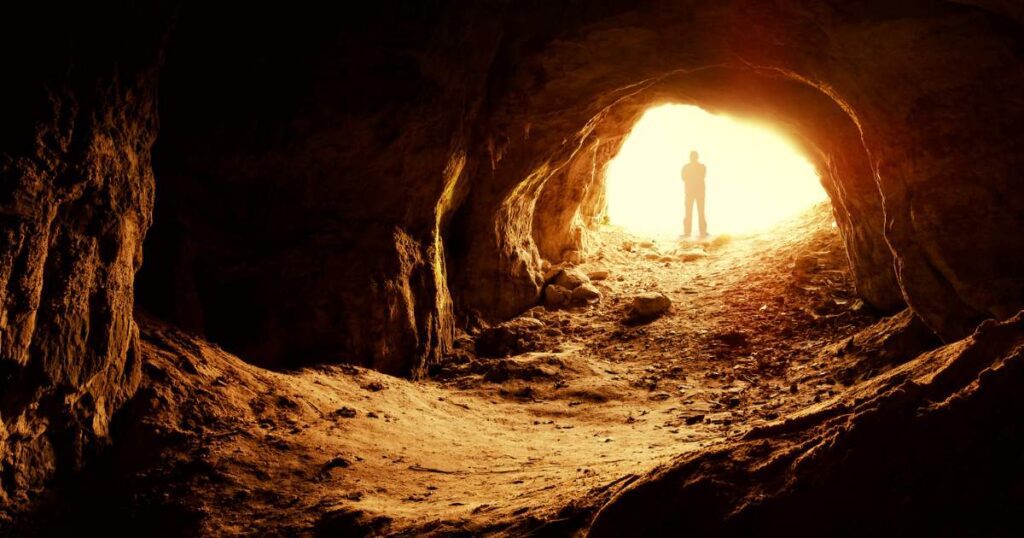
<box><xmin>589</xmin><ymin>313</ymin><xmax>1024</xmax><ymax>536</ymax></box>
<box><xmin>2</xmin><ymin>0</ymin><xmax>1024</xmax><ymax>532</ymax></box>
<box><xmin>626</xmin><ymin>293</ymin><xmax>672</xmax><ymax>322</ymax></box>
<box><xmin>0</xmin><ymin>3</ymin><xmax>167</xmax><ymax>516</ymax></box>
<box><xmin>121</xmin><ymin>0</ymin><xmax>1024</xmax><ymax>376</ymax></box>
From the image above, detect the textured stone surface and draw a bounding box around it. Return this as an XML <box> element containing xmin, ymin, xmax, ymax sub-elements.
<box><xmin>0</xmin><ymin>3</ymin><xmax>166</xmax><ymax>516</ymax></box>
<box><xmin>135</xmin><ymin>3</ymin><xmax>514</xmax><ymax>375</ymax></box>
<box><xmin>571</xmin><ymin>283</ymin><xmax>602</xmax><ymax>306</ymax></box>
<box><xmin>533</xmin><ymin>139</ymin><xmax>607</xmax><ymax>262</ymax></box>
<box><xmin>627</xmin><ymin>293</ymin><xmax>672</xmax><ymax>320</ymax></box>
<box><xmin>589</xmin><ymin>313</ymin><xmax>1024</xmax><ymax>535</ymax></box>
<box><xmin>448</xmin><ymin>0</ymin><xmax>1023</xmax><ymax>343</ymax></box>
<box><xmin>475</xmin><ymin>316</ymin><xmax>545</xmax><ymax>358</ymax></box>
<box><xmin>126</xmin><ymin>0</ymin><xmax>1023</xmax><ymax>374</ymax></box>
<box><xmin>3</xmin><ymin>0</ymin><xmax>1024</xmax><ymax>522</ymax></box>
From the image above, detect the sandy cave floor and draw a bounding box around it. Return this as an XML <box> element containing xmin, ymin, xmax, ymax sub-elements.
<box><xmin>37</xmin><ymin>203</ymin><xmax>918</xmax><ymax>536</ymax></box>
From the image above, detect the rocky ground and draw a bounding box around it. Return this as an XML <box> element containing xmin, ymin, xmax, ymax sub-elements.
<box><xmin>13</xmin><ymin>203</ymin><xmax>938</xmax><ymax>536</ymax></box>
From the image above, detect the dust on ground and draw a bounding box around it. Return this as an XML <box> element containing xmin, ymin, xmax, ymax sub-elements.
<box><xmin>37</xmin><ymin>203</ymin><xmax>910</xmax><ymax>536</ymax></box>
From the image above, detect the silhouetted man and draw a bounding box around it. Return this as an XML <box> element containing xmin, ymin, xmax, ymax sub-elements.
<box><xmin>681</xmin><ymin>150</ymin><xmax>707</xmax><ymax>238</ymax></box>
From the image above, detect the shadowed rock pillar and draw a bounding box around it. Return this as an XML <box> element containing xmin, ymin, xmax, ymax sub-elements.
<box><xmin>0</xmin><ymin>4</ymin><xmax>167</xmax><ymax>516</ymax></box>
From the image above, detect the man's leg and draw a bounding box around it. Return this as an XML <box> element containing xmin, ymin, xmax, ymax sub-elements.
<box><xmin>684</xmin><ymin>189</ymin><xmax>694</xmax><ymax>237</ymax></box>
<box><xmin>697</xmin><ymin>187</ymin><xmax>707</xmax><ymax>237</ymax></box>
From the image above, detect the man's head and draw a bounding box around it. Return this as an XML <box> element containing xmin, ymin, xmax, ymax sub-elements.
<box><xmin>689</xmin><ymin>150</ymin><xmax>700</xmax><ymax>163</ymax></box>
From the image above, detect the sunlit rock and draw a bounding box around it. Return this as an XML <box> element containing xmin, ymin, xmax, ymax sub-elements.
<box><xmin>627</xmin><ymin>293</ymin><xmax>672</xmax><ymax>321</ymax></box>
<box><xmin>571</xmin><ymin>283</ymin><xmax>602</xmax><ymax>305</ymax></box>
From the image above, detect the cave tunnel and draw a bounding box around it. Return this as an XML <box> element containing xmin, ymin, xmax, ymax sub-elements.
<box><xmin>2</xmin><ymin>1</ymin><xmax>1024</xmax><ymax>535</ymax></box>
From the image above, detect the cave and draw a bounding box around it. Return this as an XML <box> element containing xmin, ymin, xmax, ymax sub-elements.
<box><xmin>2</xmin><ymin>1</ymin><xmax>1024</xmax><ymax>535</ymax></box>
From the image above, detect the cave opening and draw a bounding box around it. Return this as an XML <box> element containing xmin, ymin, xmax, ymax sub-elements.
<box><xmin>5</xmin><ymin>1</ymin><xmax>1024</xmax><ymax>535</ymax></box>
<box><xmin>603</xmin><ymin>103</ymin><xmax>826</xmax><ymax>239</ymax></box>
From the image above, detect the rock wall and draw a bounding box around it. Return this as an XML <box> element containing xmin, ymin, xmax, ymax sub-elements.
<box><xmin>136</xmin><ymin>0</ymin><xmax>1023</xmax><ymax>374</ymax></box>
<box><xmin>0</xmin><ymin>4</ymin><xmax>167</xmax><ymax>517</ymax></box>
<box><xmin>532</xmin><ymin>139</ymin><xmax>604</xmax><ymax>263</ymax></box>
<box><xmin>2</xmin><ymin>0</ymin><xmax>1023</xmax><ymax>527</ymax></box>
<box><xmin>452</xmin><ymin>0</ymin><xmax>1024</xmax><ymax>341</ymax></box>
<box><xmin>0</xmin><ymin>0</ymin><xmax>1016</xmax><ymax>465</ymax></box>
<box><xmin>136</xmin><ymin>3</ymin><xmax>507</xmax><ymax>375</ymax></box>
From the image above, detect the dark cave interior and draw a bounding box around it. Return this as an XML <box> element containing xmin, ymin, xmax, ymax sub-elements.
<box><xmin>2</xmin><ymin>1</ymin><xmax>1024</xmax><ymax>535</ymax></box>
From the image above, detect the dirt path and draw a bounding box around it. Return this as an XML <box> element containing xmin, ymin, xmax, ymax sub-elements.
<box><xmin>44</xmin><ymin>203</ymin><xmax>891</xmax><ymax>536</ymax></box>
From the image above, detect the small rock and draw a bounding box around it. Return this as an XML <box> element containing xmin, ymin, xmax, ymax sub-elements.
<box><xmin>621</xmin><ymin>240</ymin><xmax>634</xmax><ymax>252</ymax></box>
<box><xmin>344</xmin><ymin>491</ymin><xmax>364</xmax><ymax>501</ymax></box>
<box><xmin>322</xmin><ymin>456</ymin><xmax>351</xmax><ymax>471</ymax></box>
<box><xmin>644</xmin><ymin>253</ymin><xmax>661</xmax><ymax>261</ymax></box>
<box><xmin>714</xmin><ymin>331</ymin><xmax>749</xmax><ymax>347</ymax></box>
<box><xmin>794</xmin><ymin>254</ymin><xmax>819</xmax><ymax>273</ymax></box>
<box><xmin>333</xmin><ymin>407</ymin><xmax>358</xmax><ymax>418</ymax></box>
<box><xmin>705</xmin><ymin>412</ymin><xmax>733</xmax><ymax>424</ymax></box>
<box><xmin>638</xmin><ymin>240</ymin><xmax>655</xmax><ymax>249</ymax></box>
<box><xmin>552</xmin><ymin>268</ymin><xmax>589</xmax><ymax>289</ymax></box>
<box><xmin>627</xmin><ymin>293</ymin><xmax>672</xmax><ymax>321</ymax></box>
<box><xmin>587</xmin><ymin>270</ymin><xmax>609</xmax><ymax>281</ymax></box>
<box><xmin>543</xmin><ymin>285</ymin><xmax>572</xmax><ymax>309</ymax></box>
<box><xmin>678</xmin><ymin>250</ymin><xmax>707</xmax><ymax>262</ymax></box>
<box><xmin>526</xmin><ymin>306</ymin><xmax>546</xmax><ymax>319</ymax></box>
<box><xmin>570</xmin><ymin>283</ymin><xmax>602</xmax><ymax>305</ymax></box>
<box><xmin>476</xmin><ymin>317</ymin><xmax>545</xmax><ymax>357</ymax></box>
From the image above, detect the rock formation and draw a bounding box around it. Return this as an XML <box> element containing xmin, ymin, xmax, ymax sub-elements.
<box><xmin>0</xmin><ymin>2</ymin><xmax>169</xmax><ymax>515</ymax></box>
<box><xmin>132</xmin><ymin>1</ymin><xmax>1024</xmax><ymax>374</ymax></box>
<box><xmin>2</xmin><ymin>0</ymin><xmax>1023</xmax><ymax>531</ymax></box>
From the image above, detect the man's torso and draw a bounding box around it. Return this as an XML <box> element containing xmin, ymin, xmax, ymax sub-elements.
<box><xmin>682</xmin><ymin>163</ymin><xmax>706</xmax><ymax>190</ymax></box>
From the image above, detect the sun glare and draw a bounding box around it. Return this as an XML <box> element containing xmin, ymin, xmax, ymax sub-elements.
<box><xmin>605</xmin><ymin>104</ymin><xmax>826</xmax><ymax>238</ymax></box>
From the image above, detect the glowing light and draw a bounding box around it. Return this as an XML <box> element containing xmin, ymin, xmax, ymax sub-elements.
<box><xmin>604</xmin><ymin>104</ymin><xmax>826</xmax><ymax>237</ymax></box>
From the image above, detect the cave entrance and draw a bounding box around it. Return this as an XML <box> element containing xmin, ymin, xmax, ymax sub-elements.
<box><xmin>604</xmin><ymin>104</ymin><xmax>826</xmax><ymax>239</ymax></box>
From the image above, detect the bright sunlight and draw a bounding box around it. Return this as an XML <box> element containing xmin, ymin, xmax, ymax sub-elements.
<box><xmin>605</xmin><ymin>104</ymin><xmax>826</xmax><ymax>238</ymax></box>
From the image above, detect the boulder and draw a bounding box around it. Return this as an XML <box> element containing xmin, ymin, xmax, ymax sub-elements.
<box><xmin>627</xmin><ymin>293</ymin><xmax>672</xmax><ymax>320</ymax></box>
<box><xmin>543</xmin><ymin>284</ymin><xmax>572</xmax><ymax>308</ymax></box>
<box><xmin>549</xmin><ymin>267</ymin><xmax>590</xmax><ymax>290</ymax></box>
<box><xmin>475</xmin><ymin>317</ymin><xmax>545</xmax><ymax>358</ymax></box>
<box><xmin>571</xmin><ymin>283</ymin><xmax>602</xmax><ymax>305</ymax></box>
